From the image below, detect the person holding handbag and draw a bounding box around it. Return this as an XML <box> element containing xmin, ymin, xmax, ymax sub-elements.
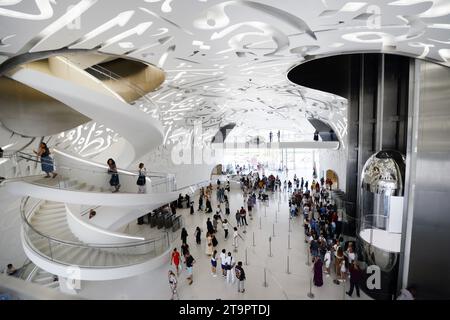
<box><xmin>136</xmin><ymin>163</ymin><xmax>147</xmax><ymax>193</ymax></box>
<box><xmin>33</xmin><ymin>142</ymin><xmax>57</xmax><ymax>178</ymax></box>
<box><xmin>107</xmin><ymin>158</ymin><xmax>120</xmax><ymax>193</ymax></box>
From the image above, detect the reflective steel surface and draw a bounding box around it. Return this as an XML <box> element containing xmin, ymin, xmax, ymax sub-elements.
<box><xmin>406</xmin><ymin>61</ymin><xmax>450</xmax><ymax>299</ymax></box>
<box><xmin>361</xmin><ymin>150</ymin><xmax>406</xmax><ymax>196</ymax></box>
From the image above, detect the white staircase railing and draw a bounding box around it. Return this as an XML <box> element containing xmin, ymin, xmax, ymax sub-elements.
<box><xmin>21</xmin><ymin>197</ymin><xmax>179</xmax><ymax>269</ymax></box>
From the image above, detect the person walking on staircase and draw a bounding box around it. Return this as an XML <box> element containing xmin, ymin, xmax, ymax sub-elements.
<box><xmin>107</xmin><ymin>158</ymin><xmax>120</xmax><ymax>192</ymax></box>
<box><xmin>34</xmin><ymin>142</ymin><xmax>57</xmax><ymax>178</ymax></box>
<box><xmin>136</xmin><ymin>163</ymin><xmax>147</xmax><ymax>193</ymax></box>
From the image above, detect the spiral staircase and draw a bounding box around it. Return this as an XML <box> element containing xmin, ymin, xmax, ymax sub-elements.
<box><xmin>0</xmin><ymin>149</ymin><xmax>214</xmax><ymax>289</ymax></box>
<box><xmin>0</xmin><ymin>54</ymin><xmax>208</xmax><ymax>294</ymax></box>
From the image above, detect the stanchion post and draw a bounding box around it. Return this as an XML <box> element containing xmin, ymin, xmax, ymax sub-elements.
<box><xmin>259</xmin><ymin>217</ymin><xmax>262</xmax><ymax>230</ymax></box>
<box><xmin>307</xmin><ymin>276</ymin><xmax>315</xmax><ymax>299</ymax></box>
<box><xmin>342</xmin><ymin>279</ymin><xmax>346</xmax><ymax>300</ymax></box>
<box><xmin>288</xmin><ymin>234</ymin><xmax>291</xmax><ymax>250</ymax></box>
<box><xmin>272</xmin><ymin>223</ymin><xmax>275</xmax><ymax>237</ymax></box>
<box><xmin>252</xmin><ymin>231</ymin><xmax>255</xmax><ymax>247</ymax></box>
<box><xmin>288</xmin><ymin>218</ymin><xmax>292</xmax><ymax>232</ymax></box>
<box><xmin>286</xmin><ymin>255</ymin><xmax>290</xmax><ymax>274</ymax></box>
<box><xmin>269</xmin><ymin>236</ymin><xmax>272</xmax><ymax>257</ymax></box>
<box><xmin>305</xmin><ymin>248</ymin><xmax>310</xmax><ymax>266</ymax></box>
<box><xmin>245</xmin><ymin>248</ymin><xmax>248</xmax><ymax>266</ymax></box>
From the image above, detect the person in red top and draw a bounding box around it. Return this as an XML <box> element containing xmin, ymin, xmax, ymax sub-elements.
<box><xmin>171</xmin><ymin>248</ymin><xmax>181</xmax><ymax>275</ymax></box>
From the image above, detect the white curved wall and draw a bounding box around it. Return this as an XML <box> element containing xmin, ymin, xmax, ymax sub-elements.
<box><xmin>8</xmin><ymin>67</ymin><xmax>164</xmax><ymax>162</ymax></box>
<box><xmin>65</xmin><ymin>204</ymin><xmax>144</xmax><ymax>244</ymax></box>
<box><xmin>22</xmin><ymin>230</ymin><xmax>172</xmax><ymax>281</ymax></box>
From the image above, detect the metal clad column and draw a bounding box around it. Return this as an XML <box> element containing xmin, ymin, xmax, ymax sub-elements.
<box><xmin>398</xmin><ymin>58</ymin><xmax>420</xmax><ymax>293</ymax></box>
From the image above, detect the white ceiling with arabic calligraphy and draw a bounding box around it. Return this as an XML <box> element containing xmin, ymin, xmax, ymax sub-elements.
<box><xmin>1</xmin><ymin>0</ymin><xmax>449</xmax><ymax>146</ymax></box>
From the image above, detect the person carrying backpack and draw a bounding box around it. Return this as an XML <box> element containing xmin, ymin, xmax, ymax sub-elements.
<box><xmin>235</xmin><ymin>261</ymin><xmax>246</xmax><ymax>293</ymax></box>
<box><xmin>225</xmin><ymin>252</ymin><xmax>235</xmax><ymax>284</ymax></box>
<box><xmin>136</xmin><ymin>163</ymin><xmax>147</xmax><ymax>193</ymax></box>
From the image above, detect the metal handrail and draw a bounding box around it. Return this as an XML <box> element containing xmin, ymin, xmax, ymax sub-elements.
<box><xmin>19</xmin><ymin>176</ymin><xmax>212</xmax><ymax>249</ymax></box>
<box><xmin>19</xmin><ymin>181</ymin><xmax>212</xmax><ymax>267</ymax></box>
<box><xmin>61</xmin><ymin>55</ymin><xmax>161</xmax><ymax>119</ymax></box>
<box><xmin>2</xmin><ymin>151</ymin><xmax>177</xmax><ymax>193</ymax></box>
<box><xmin>21</xmin><ymin>196</ymin><xmax>172</xmax><ymax>249</ymax></box>
<box><xmin>4</xmin><ymin>149</ymin><xmax>171</xmax><ymax>179</ymax></box>
<box><xmin>24</xmin><ymin>264</ymin><xmax>40</xmax><ymax>282</ymax></box>
<box><xmin>16</xmin><ymin>150</ymin><xmax>169</xmax><ymax>178</ymax></box>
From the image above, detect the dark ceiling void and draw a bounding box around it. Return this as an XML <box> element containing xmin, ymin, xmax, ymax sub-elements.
<box><xmin>287</xmin><ymin>53</ymin><xmax>412</xmax><ymax>101</ymax></box>
<box><xmin>308</xmin><ymin>118</ymin><xmax>338</xmax><ymax>142</ymax></box>
<box><xmin>287</xmin><ymin>54</ymin><xmax>353</xmax><ymax>98</ymax></box>
<box><xmin>211</xmin><ymin>123</ymin><xmax>236</xmax><ymax>143</ymax></box>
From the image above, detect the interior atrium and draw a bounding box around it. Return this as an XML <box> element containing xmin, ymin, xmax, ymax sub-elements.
<box><xmin>1</xmin><ymin>0</ymin><xmax>449</xmax><ymax>302</ymax></box>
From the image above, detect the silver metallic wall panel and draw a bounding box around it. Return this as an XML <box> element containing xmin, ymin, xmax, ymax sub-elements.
<box><xmin>407</xmin><ymin>61</ymin><xmax>450</xmax><ymax>299</ymax></box>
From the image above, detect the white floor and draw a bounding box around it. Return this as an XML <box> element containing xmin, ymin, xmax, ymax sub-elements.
<box><xmin>77</xmin><ymin>174</ymin><xmax>371</xmax><ymax>300</ymax></box>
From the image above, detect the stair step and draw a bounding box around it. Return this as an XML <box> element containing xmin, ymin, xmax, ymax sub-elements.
<box><xmin>88</xmin><ymin>249</ymin><xmax>101</xmax><ymax>266</ymax></box>
<box><xmin>33</xmin><ymin>275</ymin><xmax>54</xmax><ymax>283</ymax></box>
<box><xmin>32</xmin><ymin>215</ymin><xmax>66</xmax><ymax>224</ymax></box>
<box><xmin>33</xmin><ymin>210</ymin><xmax>66</xmax><ymax>219</ymax></box>
<box><xmin>46</xmin><ymin>228</ymin><xmax>75</xmax><ymax>239</ymax></box>
<box><xmin>106</xmin><ymin>252</ymin><xmax>114</xmax><ymax>266</ymax></box>
<box><xmin>115</xmin><ymin>253</ymin><xmax>127</xmax><ymax>266</ymax></box>
<box><xmin>33</xmin><ymin>211</ymin><xmax>66</xmax><ymax>218</ymax></box>
<box><xmin>50</xmin><ymin>245</ymin><xmax>73</xmax><ymax>260</ymax></box>
<box><xmin>75</xmin><ymin>248</ymin><xmax>92</xmax><ymax>266</ymax></box>
<box><xmin>98</xmin><ymin>251</ymin><xmax>108</xmax><ymax>266</ymax></box>
<box><xmin>73</xmin><ymin>182</ymin><xmax>87</xmax><ymax>190</ymax></box>
<box><xmin>40</xmin><ymin>203</ymin><xmax>66</xmax><ymax>209</ymax></box>
<box><xmin>64</xmin><ymin>247</ymin><xmax>85</xmax><ymax>264</ymax></box>
<box><xmin>32</xmin><ymin>220</ymin><xmax>68</xmax><ymax>230</ymax></box>
<box><xmin>43</xmin><ymin>281</ymin><xmax>59</xmax><ymax>289</ymax></box>
<box><xmin>36</xmin><ymin>207</ymin><xmax>66</xmax><ymax>214</ymax></box>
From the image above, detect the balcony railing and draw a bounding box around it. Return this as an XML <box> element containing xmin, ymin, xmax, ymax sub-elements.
<box><xmin>20</xmin><ymin>197</ymin><xmax>179</xmax><ymax>268</ymax></box>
